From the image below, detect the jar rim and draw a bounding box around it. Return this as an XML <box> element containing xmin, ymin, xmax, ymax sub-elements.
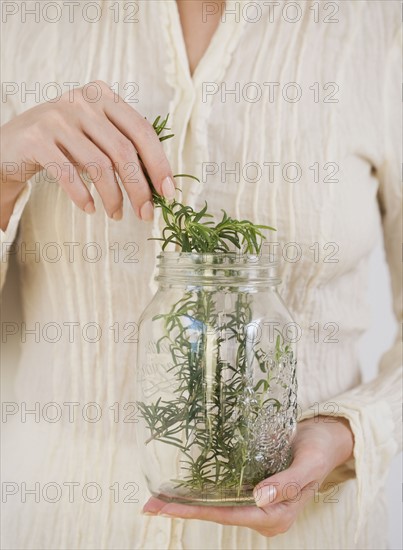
<box><xmin>157</xmin><ymin>250</ymin><xmax>279</xmax><ymax>264</ymax></box>
<box><xmin>155</xmin><ymin>251</ymin><xmax>280</xmax><ymax>286</ymax></box>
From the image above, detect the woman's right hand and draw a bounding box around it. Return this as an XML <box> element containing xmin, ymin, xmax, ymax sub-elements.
<box><xmin>0</xmin><ymin>80</ymin><xmax>176</xmax><ymax>230</ymax></box>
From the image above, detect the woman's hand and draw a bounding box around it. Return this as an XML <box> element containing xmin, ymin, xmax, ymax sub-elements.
<box><xmin>142</xmin><ymin>416</ymin><xmax>354</xmax><ymax>537</ymax></box>
<box><xmin>0</xmin><ymin>80</ymin><xmax>175</xmax><ymax>230</ymax></box>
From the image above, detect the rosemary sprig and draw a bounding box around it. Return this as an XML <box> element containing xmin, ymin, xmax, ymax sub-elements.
<box><xmin>144</xmin><ymin>114</ymin><xmax>276</xmax><ymax>253</ymax></box>
<box><xmin>136</xmin><ymin>116</ymin><xmax>295</xmax><ymax>500</ymax></box>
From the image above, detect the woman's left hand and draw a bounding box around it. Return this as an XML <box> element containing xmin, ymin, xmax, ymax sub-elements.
<box><xmin>142</xmin><ymin>415</ymin><xmax>354</xmax><ymax>537</ymax></box>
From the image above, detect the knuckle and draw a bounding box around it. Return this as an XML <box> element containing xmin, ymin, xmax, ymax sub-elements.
<box><xmin>25</xmin><ymin>121</ymin><xmax>43</xmax><ymax>145</ymax></box>
<box><xmin>59</xmin><ymin>164</ymin><xmax>76</xmax><ymax>184</ymax></box>
<box><xmin>95</xmin><ymin>155</ymin><xmax>112</xmax><ymax>172</ymax></box>
<box><xmin>123</xmin><ymin>159</ymin><xmax>141</xmax><ymax>175</ymax></box>
<box><xmin>276</xmin><ymin>524</ymin><xmax>289</xmax><ymax>535</ymax></box>
<box><xmin>86</xmin><ymin>156</ymin><xmax>111</xmax><ymax>179</ymax></box>
<box><xmin>45</xmin><ymin>108</ymin><xmax>66</xmax><ymax>126</ymax></box>
<box><xmin>141</xmin><ymin>119</ymin><xmax>158</xmax><ymax>141</ymax></box>
<box><xmin>93</xmin><ymin>80</ymin><xmax>113</xmax><ymax>98</ymax></box>
<box><xmin>153</xmin><ymin>154</ymin><xmax>170</xmax><ymax>174</ymax></box>
<box><xmin>57</xmin><ymin>172</ymin><xmax>74</xmax><ymax>189</ymax></box>
<box><xmin>75</xmin><ymin>92</ymin><xmax>100</xmax><ymax>112</ymax></box>
<box><xmin>72</xmin><ymin>81</ymin><xmax>112</xmax><ymax>107</ymax></box>
<box><xmin>58</xmin><ymin>89</ymin><xmax>75</xmax><ymax>105</ymax></box>
<box><xmin>275</xmin><ymin>516</ymin><xmax>293</xmax><ymax>535</ymax></box>
<box><xmin>114</xmin><ymin>138</ymin><xmax>136</xmax><ymax>160</ymax></box>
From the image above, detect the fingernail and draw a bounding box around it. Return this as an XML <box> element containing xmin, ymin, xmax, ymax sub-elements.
<box><xmin>254</xmin><ymin>485</ymin><xmax>277</xmax><ymax>507</ymax></box>
<box><xmin>142</xmin><ymin>503</ymin><xmax>159</xmax><ymax>514</ymax></box>
<box><xmin>162</xmin><ymin>176</ymin><xmax>175</xmax><ymax>200</ymax></box>
<box><xmin>112</xmin><ymin>207</ymin><xmax>123</xmax><ymax>221</ymax></box>
<box><xmin>140</xmin><ymin>200</ymin><xmax>154</xmax><ymax>221</ymax></box>
<box><xmin>84</xmin><ymin>202</ymin><xmax>96</xmax><ymax>214</ymax></box>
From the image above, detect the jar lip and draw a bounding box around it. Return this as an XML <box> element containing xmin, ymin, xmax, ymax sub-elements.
<box><xmin>155</xmin><ymin>251</ymin><xmax>281</xmax><ymax>285</ymax></box>
<box><xmin>157</xmin><ymin>251</ymin><xmax>279</xmax><ymax>266</ymax></box>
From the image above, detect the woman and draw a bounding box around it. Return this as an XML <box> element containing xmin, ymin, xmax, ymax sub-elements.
<box><xmin>1</xmin><ymin>1</ymin><xmax>400</xmax><ymax>548</ymax></box>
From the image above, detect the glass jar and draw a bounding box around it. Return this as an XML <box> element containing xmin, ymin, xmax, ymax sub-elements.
<box><xmin>136</xmin><ymin>252</ymin><xmax>297</xmax><ymax>506</ymax></box>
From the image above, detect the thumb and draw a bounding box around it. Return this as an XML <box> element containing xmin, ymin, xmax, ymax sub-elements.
<box><xmin>253</xmin><ymin>453</ymin><xmax>316</xmax><ymax>509</ymax></box>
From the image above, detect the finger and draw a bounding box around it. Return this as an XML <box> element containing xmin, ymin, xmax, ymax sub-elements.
<box><xmin>253</xmin><ymin>453</ymin><xmax>318</xmax><ymax>508</ymax></box>
<box><xmin>142</xmin><ymin>497</ymin><xmax>270</xmax><ymax>529</ymax></box>
<box><xmin>34</xmin><ymin>145</ymin><xmax>95</xmax><ymax>214</ymax></box>
<box><xmin>57</xmin><ymin>133</ymin><xmax>123</xmax><ymax>220</ymax></box>
<box><xmin>276</xmin><ymin>480</ymin><xmax>318</xmax><ymax>520</ymax></box>
<box><xmin>142</xmin><ymin>495</ymin><xmax>310</xmax><ymax>538</ymax></box>
<box><xmin>102</xmin><ymin>98</ymin><xmax>176</xmax><ymax>200</ymax></box>
<box><xmin>81</xmin><ymin>117</ymin><xmax>154</xmax><ymax>221</ymax></box>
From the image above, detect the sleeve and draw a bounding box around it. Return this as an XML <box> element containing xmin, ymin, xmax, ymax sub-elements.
<box><xmin>0</xmin><ymin>182</ymin><xmax>32</xmax><ymax>290</ymax></box>
<box><xmin>298</xmin><ymin>25</ymin><xmax>402</xmax><ymax>541</ymax></box>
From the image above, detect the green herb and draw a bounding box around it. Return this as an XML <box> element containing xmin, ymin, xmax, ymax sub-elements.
<box><xmin>136</xmin><ymin>116</ymin><xmax>292</xmax><ymax>500</ymax></box>
<box><xmin>144</xmin><ymin>114</ymin><xmax>276</xmax><ymax>254</ymax></box>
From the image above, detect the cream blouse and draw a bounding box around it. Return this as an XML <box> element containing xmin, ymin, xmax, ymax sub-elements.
<box><xmin>1</xmin><ymin>1</ymin><xmax>401</xmax><ymax>549</ymax></box>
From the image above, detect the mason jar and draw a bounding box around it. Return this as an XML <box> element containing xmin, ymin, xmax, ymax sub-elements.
<box><xmin>136</xmin><ymin>252</ymin><xmax>297</xmax><ymax>506</ymax></box>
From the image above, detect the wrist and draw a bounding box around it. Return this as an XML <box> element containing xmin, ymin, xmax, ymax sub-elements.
<box><xmin>299</xmin><ymin>415</ymin><xmax>355</xmax><ymax>471</ymax></box>
<box><xmin>318</xmin><ymin>415</ymin><xmax>354</xmax><ymax>468</ymax></box>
